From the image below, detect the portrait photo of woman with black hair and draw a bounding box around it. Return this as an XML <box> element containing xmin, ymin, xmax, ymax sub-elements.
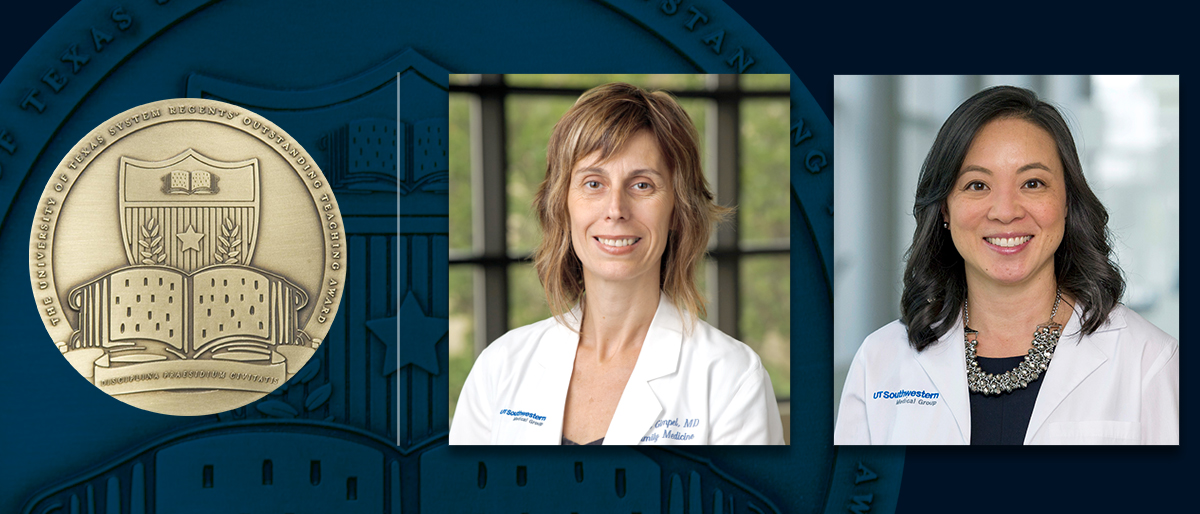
<box><xmin>833</xmin><ymin>77</ymin><xmax>1178</xmax><ymax>445</ymax></box>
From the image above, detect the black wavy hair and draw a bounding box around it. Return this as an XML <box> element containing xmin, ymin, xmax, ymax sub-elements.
<box><xmin>900</xmin><ymin>85</ymin><xmax>1125</xmax><ymax>351</ymax></box>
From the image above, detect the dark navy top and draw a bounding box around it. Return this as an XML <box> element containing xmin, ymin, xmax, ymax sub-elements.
<box><xmin>562</xmin><ymin>437</ymin><xmax>604</xmax><ymax>445</ymax></box>
<box><xmin>969</xmin><ymin>355</ymin><xmax>1045</xmax><ymax>445</ymax></box>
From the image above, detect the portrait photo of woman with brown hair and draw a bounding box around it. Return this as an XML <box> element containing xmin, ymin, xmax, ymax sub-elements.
<box><xmin>450</xmin><ymin>82</ymin><xmax>785</xmax><ymax>445</ymax></box>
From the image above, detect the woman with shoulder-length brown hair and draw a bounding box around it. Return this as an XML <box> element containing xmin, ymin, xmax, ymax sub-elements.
<box><xmin>450</xmin><ymin>82</ymin><xmax>785</xmax><ymax>445</ymax></box>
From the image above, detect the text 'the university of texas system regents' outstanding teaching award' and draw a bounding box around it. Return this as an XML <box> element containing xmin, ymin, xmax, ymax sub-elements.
<box><xmin>29</xmin><ymin>99</ymin><xmax>347</xmax><ymax>416</ymax></box>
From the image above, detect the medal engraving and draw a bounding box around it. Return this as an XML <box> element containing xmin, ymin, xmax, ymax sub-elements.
<box><xmin>30</xmin><ymin>99</ymin><xmax>345</xmax><ymax>416</ymax></box>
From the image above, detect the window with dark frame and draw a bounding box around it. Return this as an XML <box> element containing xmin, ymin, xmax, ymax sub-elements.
<box><xmin>448</xmin><ymin>74</ymin><xmax>790</xmax><ymax>421</ymax></box>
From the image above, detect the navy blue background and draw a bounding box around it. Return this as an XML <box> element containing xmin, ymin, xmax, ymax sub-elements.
<box><xmin>1</xmin><ymin>1</ymin><xmax>1189</xmax><ymax>513</ymax></box>
<box><xmin>724</xmin><ymin>4</ymin><xmax>1191</xmax><ymax>512</ymax></box>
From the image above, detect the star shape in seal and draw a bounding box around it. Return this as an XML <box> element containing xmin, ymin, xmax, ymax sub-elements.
<box><xmin>176</xmin><ymin>225</ymin><xmax>205</xmax><ymax>252</ymax></box>
<box><xmin>369</xmin><ymin>290</ymin><xmax>445</xmax><ymax>376</ymax></box>
<box><xmin>365</xmin><ymin>316</ymin><xmax>398</xmax><ymax>376</ymax></box>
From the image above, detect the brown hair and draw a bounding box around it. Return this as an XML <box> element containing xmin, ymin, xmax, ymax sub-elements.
<box><xmin>533</xmin><ymin>82</ymin><xmax>731</xmax><ymax>326</ymax></box>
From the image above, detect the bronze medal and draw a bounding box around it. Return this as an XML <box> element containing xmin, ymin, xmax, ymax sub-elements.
<box><xmin>29</xmin><ymin>99</ymin><xmax>346</xmax><ymax>416</ymax></box>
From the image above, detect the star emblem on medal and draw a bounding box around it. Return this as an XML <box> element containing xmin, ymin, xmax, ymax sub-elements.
<box><xmin>176</xmin><ymin>224</ymin><xmax>205</xmax><ymax>251</ymax></box>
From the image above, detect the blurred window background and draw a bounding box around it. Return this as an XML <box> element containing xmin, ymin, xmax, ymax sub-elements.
<box><xmin>449</xmin><ymin>74</ymin><xmax>792</xmax><ymax>427</ymax></box>
<box><xmin>833</xmin><ymin>75</ymin><xmax>1179</xmax><ymax>418</ymax></box>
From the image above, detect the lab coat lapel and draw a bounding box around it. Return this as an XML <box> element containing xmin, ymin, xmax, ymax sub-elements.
<box><xmin>1024</xmin><ymin>304</ymin><xmax>1118</xmax><ymax>443</ymax></box>
<box><xmin>912</xmin><ymin>315</ymin><xmax>972</xmax><ymax>444</ymax></box>
<box><xmin>605</xmin><ymin>294</ymin><xmax>681</xmax><ymax>445</ymax></box>
<box><xmin>525</xmin><ymin>308</ymin><xmax>582</xmax><ymax>445</ymax></box>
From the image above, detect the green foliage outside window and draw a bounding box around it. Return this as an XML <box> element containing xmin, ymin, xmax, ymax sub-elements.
<box><xmin>448</xmin><ymin>75</ymin><xmax>792</xmax><ymax>421</ymax></box>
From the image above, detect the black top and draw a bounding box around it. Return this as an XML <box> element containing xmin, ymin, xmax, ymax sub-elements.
<box><xmin>969</xmin><ymin>355</ymin><xmax>1044</xmax><ymax>445</ymax></box>
<box><xmin>562</xmin><ymin>436</ymin><xmax>604</xmax><ymax>445</ymax></box>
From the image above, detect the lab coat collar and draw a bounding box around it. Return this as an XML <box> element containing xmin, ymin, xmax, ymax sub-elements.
<box><xmin>534</xmin><ymin>307</ymin><xmax>582</xmax><ymax>371</ymax></box>
<box><xmin>521</xmin><ymin>317</ymin><xmax>580</xmax><ymax>445</ymax></box>
<box><xmin>533</xmin><ymin>294</ymin><xmax>683</xmax><ymax>445</ymax></box>
<box><xmin>607</xmin><ymin>293</ymin><xmax>683</xmax><ymax>444</ymax></box>
<box><xmin>1024</xmin><ymin>302</ymin><xmax>1123</xmax><ymax>443</ymax></box>
<box><xmin>913</xmin><ymin>312</ymin><xmax>972</xmax><ymax>444</ymax></box>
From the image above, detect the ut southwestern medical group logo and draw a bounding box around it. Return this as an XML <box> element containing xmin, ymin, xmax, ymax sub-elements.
<box><xmin>873</xmin><ymin>389</ymin><xmax>940</xmax><ymax>406</ymax></box>
<box><xmin>500</xmin><ymin>408</ymin><xmax>546</xmax><ymax>426</ymax></box>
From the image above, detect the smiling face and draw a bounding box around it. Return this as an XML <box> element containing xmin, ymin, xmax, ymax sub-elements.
<box><xmin>567</xmin><ymin>130</ymin><xmax>675</xmax><ymax>291</ymax></box>
<box><xmin>946</xmin><ymin>117</ymin><xmax>1067</xmax><ymax>290</ymax></box>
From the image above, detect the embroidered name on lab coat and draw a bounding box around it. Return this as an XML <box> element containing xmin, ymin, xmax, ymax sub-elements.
<box><xmin>640</xmin><ymin>417</ymin><xmax>701</xmax><ymax>442</ymax></box>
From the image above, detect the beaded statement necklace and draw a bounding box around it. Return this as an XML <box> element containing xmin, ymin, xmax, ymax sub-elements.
<box><xmin>964</xmin><ymin>287</ymin><xmax>1063</xmax><ymax>396</ymax></box>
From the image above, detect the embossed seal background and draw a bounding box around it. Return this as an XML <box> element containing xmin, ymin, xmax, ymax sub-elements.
<box><xmin>5</xmin><ymin>0</ymin><xmax>1193</xmax><ymax>514</ymax></box>
<box><xmin>0</xmin><ymin>1</ymin><xmax>889</xmax><ymax>513</ymax></box>
<box><xmin>29</xmin><ymin>99</ymin><xmax>345</xmax><ymax>415</ymax></box>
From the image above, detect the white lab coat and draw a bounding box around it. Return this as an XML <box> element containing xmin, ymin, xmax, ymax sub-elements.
<box><xmin>450</xmin><ymin>294</ymin><xmax>785</xmax><ymax>445</ymax></box>
<box><xmin>835</xmin><ymin>303</ymin><xmax>1178</xmax><ymax>445</ymax></box>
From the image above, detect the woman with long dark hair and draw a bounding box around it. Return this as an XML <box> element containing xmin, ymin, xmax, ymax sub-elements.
<box><xmin>834</xmin><ymin>86</ymin><xmax>1177</xmax><ymax>445</ymax></box>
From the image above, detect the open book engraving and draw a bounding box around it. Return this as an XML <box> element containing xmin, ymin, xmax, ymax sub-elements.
<box><xmin>163</xmin><ymin>169</ymin><xmax>220</xmax><ymax>194</ymax></box>
<box><xmin>70</xmin><ymin>265</ymin><xmax>309</xmax><ymax>365</ymax></box>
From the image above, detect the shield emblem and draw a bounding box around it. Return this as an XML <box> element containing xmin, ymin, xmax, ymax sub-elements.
<box><xmin>119</xmin><ymin>149</ymin><xmax>260</xmax><ymax>273</ymax></box>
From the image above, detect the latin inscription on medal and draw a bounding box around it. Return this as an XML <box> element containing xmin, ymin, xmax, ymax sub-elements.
<box><xmin>29</xmin><ymin>98</ymin><xmax>346</xmax><ymax>416</ymax></box>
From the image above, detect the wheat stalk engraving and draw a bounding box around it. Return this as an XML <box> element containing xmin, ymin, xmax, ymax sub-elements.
<box><xmin>215</xmin><ymin>217</ymin><xmax>242</xmax><ymax>264</ymax></box>
<box><xmin>138</xmin><ymin>217</ymin><xmax>166</xmax><ymax>265</ymax></box>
